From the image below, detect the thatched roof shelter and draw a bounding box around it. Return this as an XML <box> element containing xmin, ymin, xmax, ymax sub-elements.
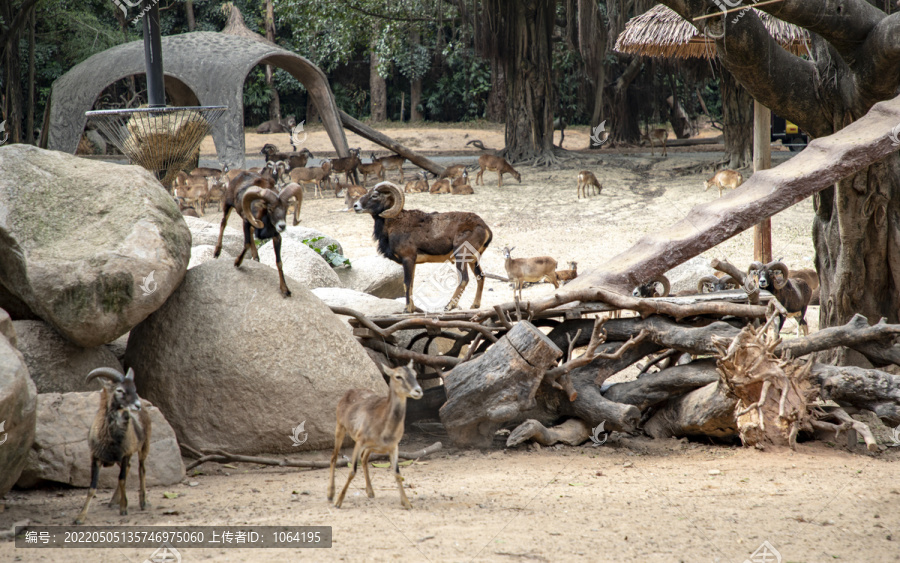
<box><xmin>615</xmin><ymin>4</ymin><xmax>809</xmax><ymax>59</ymax></box>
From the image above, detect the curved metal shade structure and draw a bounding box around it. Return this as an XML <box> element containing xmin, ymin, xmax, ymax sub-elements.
<box><xmin>46</xmin><ymin>32</ymin><xmax>350</xmax><ymax>168</ymax></box>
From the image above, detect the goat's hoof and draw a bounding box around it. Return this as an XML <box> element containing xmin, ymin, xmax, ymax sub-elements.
<box><xmin>119</xmin><ymin>508</ymin><xmax>128</xmax><ymax>516</ymax></box>
<box><xmin>282</xmin><ymin>290</ymin><xmax>292</xmax><ymax>298</ymax></box>
<box><xmin>140</xmin><ymin>501</ymin><xmax>150</xmax><ymax>510</ymax></box>
<box><xmin>366</xmin><ymin>491</ymin><xmax>375</xmax><ymax>499</ymax></box>
<box><xmin>73</xmin><ymin>518</ymin><xmax>84</xmax><ymax>526</ymax></box>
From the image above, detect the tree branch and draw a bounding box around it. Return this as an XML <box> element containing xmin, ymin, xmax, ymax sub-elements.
<box><xmin>759</xmin><ymin>0</ymin><xmax>885</xmax><ymax>57</ymax></box>
<box><xmin>855</xmin><ymin>13</ymin><xmax>900</xmax><ymax>103</ymax></box>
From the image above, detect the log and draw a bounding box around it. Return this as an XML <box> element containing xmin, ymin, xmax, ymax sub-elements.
<box><xmin>439</xmin><ymin>321</ymin><xmax>563</xmax><ymax>448</ymax></box>
<box><xmin>643</xmin><ymin>381</ymin><xmax>738</xmax><ymax>440</ymax></box>
<box><xmin>603</xmin><ymin>359</ymin><xmax>720</xmax><ymax>411</ymax></box>
<box><xmin>338</xmin><ymin>110</ymin><xmax>445</xmax><ymax>177</ymax></box>
<box><xmin>814</xmin><ymin>364</ymin><xmax>900</xmax><ymax>426</ymax></box>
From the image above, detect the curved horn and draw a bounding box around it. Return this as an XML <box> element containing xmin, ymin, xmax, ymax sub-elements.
<box><xmin>697</xmin><ymin>275</ymin><xmax>720</xmax><ymax>293</ymax></box>
<box><xmin>652</xmin><ymin>275</ymin><xmax>670</xmax><ymax>297</ymax></box>
<box><xmin>747</xmin><ymin>261</ymin><xmax>764</xmax><ymax>274</ymax></box>
<box><xmin>279</xmin><ymin>182</ymin><xmax>304</xmax><ymax>208</ymax></box>
<box><xmin>85</xmin><ymin>367</ymin><xmax>124</xmax><ymax>385</ymax></box>
<box><xmin>373</xmin><ymin>181</ymin><xmax>405</xmax><ymax>218</ymax></box>
<box><xmin>241</xmin><ymin>187</ymin><xmax>278</xmax><ymax>229</ymax></box>
<box><xmin>719</xmin><ymin>275</ymin><xmax>737</xmax><ymax>289</ymax></box>
<box><xmin>768</xmin><ymin>261</ymin><xmax>790</xmax><ymax>289</ymax></box>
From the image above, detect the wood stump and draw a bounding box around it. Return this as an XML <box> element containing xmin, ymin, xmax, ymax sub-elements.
<box><xmin>439</xmin><ymin>321</ymin><xmax>562</xmax><ymax>448</ymax></box>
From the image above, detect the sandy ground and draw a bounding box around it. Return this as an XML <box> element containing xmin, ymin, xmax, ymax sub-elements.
<box><xmin>4</xmin><ymin>126</ymin><xmax>897</xmax><ymax>563</ymax></box>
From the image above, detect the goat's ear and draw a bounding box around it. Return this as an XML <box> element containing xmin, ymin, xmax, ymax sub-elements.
<box><xmin>125</xmin><ymin>368</ymin><xmax>135</xmax><ymax>381</ymax></box>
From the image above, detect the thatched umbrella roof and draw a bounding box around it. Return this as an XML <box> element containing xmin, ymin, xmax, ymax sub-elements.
<box><xmin>221</xmin><ymin>2</ymin><xmax>275</xmax><ymax>45</ymax></box>
<box><xmin>615</xmin><ymin>4</ymin><xmax>808</xmax><ymax>59</ymax></box>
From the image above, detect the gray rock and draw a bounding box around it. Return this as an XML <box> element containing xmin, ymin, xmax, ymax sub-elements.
<box><xmin>0</xmin><ymin>145</ymin><xmax>191</xmax><ymax>347</ymax></box>
<box><xmin>0</xmin><ymin>308</ymin><xmax>16</xmax><ymax>348</ymax></box>
<box><xmin>336</xmin><ymin>255</ymin><xmax>405</xmax><ymax>298</ymax></box>
<box><xmin>182</xmin><ymin>215</ymin><xmax>244</xmax><ymax>256</ymax></box>
<box><xmin>281</xmin><ymin>226</ymin><xmax>343</xmax><ymax>256</ymax></box>
<box><xmin>16</xmin><ymin>392</ymin><xmax>184</xmax><ymax>489</ymax></box>
<box><xmin>13</xmin><ymin>320</ymin><xmax>123</xmax><ymax>393</ymax></box>
<box><xmin>0</xmin><ymin>283</ymin><xmax>38</xmax><ymax>321</ymax></box>
<box><xmin>664</xmin><ymin>256</ymin><xmax>717</xmax><ymax>295</ymax></box>
<box><xmin>0</xmin><ymin>333</ymin><xmax>37</xmax><ymax>496</ymax></box>
<box><xmin>258</xmin><ymin>236</ymin><xmax>342</xmax><ymax>290</ymax></box>
<box><xmin>188</xmin><ymin>244</ymin><xmax>231</xmax><ymax>270</ymax></box>
<box><xmin>106</xmin><ymin>333</ymin><xmax>129</xmax><ymax>365</ymax></box>
<box><xmin>124</xmin><ymin>259</ymin><xmax>383</xmax><ymax>454</ymax></box>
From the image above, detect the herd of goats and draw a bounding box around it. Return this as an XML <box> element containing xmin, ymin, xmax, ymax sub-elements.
<box><xmin>64</xmin><ymin>135</ymin><xmax>830</xmax><ymax>521</ymax></box>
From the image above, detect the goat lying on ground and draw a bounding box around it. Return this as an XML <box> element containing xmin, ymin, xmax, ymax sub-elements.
<box><xmin>577</xmin><ymin>171</ymin><xmax>602</xmax><ymax>198</ymax></box>
<box><xmin>749</xmin><ymin>260</ymin><xmax>813</xmax><ymax>335</ymax></box>
<box><xmin>632</xmin><ymin>275</ymin><xmax>671</xmax><ymax>298</ymax></box>
<box><xmin>696</xmin><ymin>273</ymin><xmax>740</xmax><ymax>293</ymax></box>
<box><xmin>475</xmin><ymin>155</ymin><xmax>521</xmax><ymax>187</ymax></box>
<box><xmin>337</xmin><ymin>183</ymin><xmax>367</xmax><ymax>211</ymax></box>
<box><xmin>354</xmin><ymin>182</ymin><xmax>493</xmax><ymax>312</ymax></box>
<box><xmin>404</xmin><ymin>172</ymin><xmax>429</xmax><ymax>193</ymax></box>
<box><xmin>450</xmin><ymin>171</ymin><xmax>474</xmax><ymax>195</ymax></box>
<box><xmin>74</xmin><ymin>367</ymin><xmax>150</xmax><ymax>525</ymax></box>
<box><xmin>256</xmin><ymin>115</ymin><xmax>295</xmax><ymax>134</ymax></box>
<box><xmin>328</xmin><ymin>361</ymin><xmax>423</xmax><ymax>509</ymax></box>
<box><xmin>214</xmin><ymin>170</ymin><xmax>303</xmax><ymax>296</ymax></box>
<box><xmin>501</xmin><ymin>246</ymin><xmax>559</xmax><ymax>301</ymax></box>
<box><xmin>704</xmin><ymin>169</ymin><xmax>744</xmax><ymax>197</ymax></box>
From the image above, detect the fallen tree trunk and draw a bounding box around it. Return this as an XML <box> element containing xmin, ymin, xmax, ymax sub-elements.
<box><xmin>643</xmin><ymin>381</ymin><xmax>738</xmax><ymax>440</ymax></box>
<box><xmin>814</xmin><ymin>364</ymin><xmax>900</xmax><ymax>426</ymax></box>
<box><xmin>339</xmin><ymin>110</ymin><xmax>445</xmax><ymax>176</ymax></box>
<box><xmin>603</xmin><ymin>359</ymin><xmax>720</xmax><ymax>411</ymax></box>
<box><xmin>439</xmin><ymin>321</ymin><xmax>562</xmax><ymax>448</ymax></box>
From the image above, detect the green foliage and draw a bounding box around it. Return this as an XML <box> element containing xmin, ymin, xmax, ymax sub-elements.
<box><xmin>424</xmin><ymin>40</ymin><xmax>490</xmax><ymax>121</ymax></box>
<box><xmin>303</xmin><ymin>237</ymin><xmax>351</xmax><ymax>269</ymax></box>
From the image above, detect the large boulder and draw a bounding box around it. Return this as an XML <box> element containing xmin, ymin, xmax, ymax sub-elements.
<box><xmin>0</xmin><ymin>145</ymin><xmax>191</xmax><ymax>347</ymax></box>
<box><xmin>282</xmin><ymin>226</ymin><xmax>343</xmax><ymax>256</ymax></box>
<box><xmin>187</xmin><ymin>244</ymin><xmax>231</xmax><ymax>270</ymax></box>
<box><xmin>664</xmin><ymin>256</ymin><xmax>717</xmax><ymax>295</ymax></box>
<box><xmin>0</xmin><ymin>283</ymin><xmax>38</xmax><ymax>321</ymax></box>
<box><xmin>12</xmin><ymin>320</ymin><xmax>123</xmax><ymax>394</ymax></box>
<box><xmin>0</xmin><ymin>323</ymin><xmax>38</xmax><ymax>496</ymax></box>
<box><xmin>182</xmin><ymin>215</ymin><xmax>244</xmax><ymax>256</ymax></box>
<box><xmin>311</xmin><ymin>288</ymin><xmax>405</xmax><ymax>329</ymax></box>
<box><xmin>258</xmin><ymin>236</ymin><xmax>342</xmax><ymax>290</ymax></box>
<box><xmin>16</xmin><ymin>392</ymin><xmax>184</xmax><ymax>489</ymax></box>
<box><xmin>0</xmin><ymin>308</ymin><xmax>16</xmax><ymax>348</ymax></box>
<box><xmin>336</xmin><ymin>255</ymin><xmax>405</xmax><ymax>298</ymax></box>
<box><xmin>124</xmin><ymin>260</ymin><xmax>384</xmax><ymax>454</ymax></box>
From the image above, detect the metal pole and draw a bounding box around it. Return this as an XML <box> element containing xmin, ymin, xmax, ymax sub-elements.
<box><xmin>142</xmin><ymin>0</ymin><xmax>166</xmax><ymax>108</ymax></box>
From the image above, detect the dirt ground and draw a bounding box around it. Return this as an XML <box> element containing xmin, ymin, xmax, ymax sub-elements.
<box><xmin>3</xmin><ymin>125</ymin><xmax>898</xmax><ymax>562</ymax></box>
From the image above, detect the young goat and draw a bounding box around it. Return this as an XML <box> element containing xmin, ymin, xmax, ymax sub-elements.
<box><xmin>476</xmin><ymin>155</ymin><xmax>521</xmax><ymax>187</ymax></box>
<box><xmin>404</xmin><ymin>172</ymin><xmax>429</xmax><ymax>193</ymax></box>
<box><xmin>556</xmin><ymin>261</ymin><xmax>578</xmax><ymax>284</ymax></box>
<box><xmin>704</xmin><ymin>169</ymin><xmax>744</xmax><ymax>197</ymax></box>
<box><xmin>430</xmin><ymin>177</ymin><xmax>452</xmax><ymax>194</ymax></box>
<box><xmin>749</xmin><ymin>261</ymin><xmax>813</xmax><ymax>335</ymax></box>
<box><xmin>450</xmin><ymin>171</ymin><xmax>474</xmax><ymax>195</ymax></box>
<box><xmin>577</xmin><ymin>171</ymin><xmax>602</xmax><ymax>198</ymax></box>
<box><xmin>173</xmin><ymin>171</ymin><xmax>209</xmax><ymax>215</ymax></box>
<box><xmin>328</xmin><ymin>361</ymin><xmax>423</xmax><ymax>509</ymax></box>
<box><xmin>331</xmin><ymin>148</ymin><xmax>362</xmax><ymax>184</ymax></box>
<box><xmin>358</xmin><ymin>157</ymin><xmax>386</xmax><ymax>186</ymax></box>
<box><xmin>74</xmin><ymin>367</ymin><xmax>151</xmax><ymax>525</ymax></box>
<box><xmin>372</xmin><ymin>152</ymin><xmax>406</xmax><ymax>182</ymax></box>
<box><xmin>289</xmin><ymin>160</ymin><xmax>332</xmax><ymax>200</ymax></box>
<box><xmin>501</xmin><ymin>246</ymin><xmax>559</xmax><ymax>301</ymax></box>
<box><xmin>642</xmin><ymin>128</ymin><xmax>668</xmax><ymax>157</ymax></box>
<box><xmin>337</xmin><ymin>183</ymin><xmax>367</xmax><ymax>211</ymax></box>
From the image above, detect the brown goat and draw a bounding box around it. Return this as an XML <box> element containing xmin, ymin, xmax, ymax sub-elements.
<box><xmin>632</xmin><ymin>275</ymin><xmax>671</xmax><ymax>298</ymax></box>
<box><xmin>372</xmin><ymin>152</ymin><xmax>406</xmax><ymax>182</ymax></box>
<box><xmin>74</xmin><ymin>367</ymin><xmax>151</xmax><ymax>525</ymax></box>
<box><xmin>430</xmin><ymin>177</ymin><xmax>452</xmax><ymax>194</ymax></box>
<box><xmin>748</xmin><ymin>261</ymin><xmax>813</xmax><ymax>335</ymax></box>
<box><xmin>331</xmin><ymin>148</ymin><xmax>361</xmax><ymax>184</ymax></box>
<box><xmin>789</xmin><ymin>268</ymin><xmax>820</xmax><ymax>306</ymax></box>
<box><xmin>354</xmin><ymin>182</ymin><xmax>493</xmax><ymax>313</ymax></box>
<box><xmin>501</xmin><ymin>246</ymin><xmax>559</xmax><ymax>301</ymax></box>
<box><xmin>358</xmin><ymin>157</ymin><xmax>386</xmax><ymax>186</ymax></box>
<box><xmin>261</xmin><ymin>143</ymin><xmax>314</xmax><ymax>170</ymax></box>
<box><xmin>450</xmin><ymin>171</ymin><xmax>474</xmax><ymax>195</ymax></box>
<box><xmin>404</xmin><ymin>172</ymin><xmax>430</xmax><ymax>193</ymax></box>
<box><xmin>328</xmin><ymin>361</ymin><xmax>423</xmax><ymax>509</ymax></box>
<box><xmin>289</xmin><ymin>160</ymin><xmax>332</xmax><ymax>200</ymax></box>
<box><xmin>338</xmin><ymin>183</ymin><xmax>368</xmax><ymax>211</ymax></box>
<box><xmin>577</xmin><ymin>171</ymin><xmax>602</xmax><ymax>198</ymax></box>
<box><xmin>214</xmin><ymin>171</ymin><xmax>303</xmax><ymax>296</ymax></box>
<box><xmin>439</xmin><ymin>164</ymin><xmax>469</xmax><ymax>180</ymax></box>
<box><xmin>256</xmin><ymin>115</ymin><xmax>295</xmax><ymax>134</ymax></box>
<box><xmin>475</xmin><ymin>155</ymin><xmax>521</xmax><ymax>187</ymax></box>
<box><xmin>556</xmin><ymin>261</ymin><xmax>578</xmax><ymax>284</ymax></box>
<box><xmin>643</xmin><ymin>128</ymin><xmax>668</xmax><ymax>157</ymax></box>
<box><xmin>173</xmin><ymin>171</ymin><xmax>209</xmax><ymax>216</ymax></box>
<box><xmin>704</xmin><ymin>169</ymin><xmax>744</xmax><ymax>197</ymax></box>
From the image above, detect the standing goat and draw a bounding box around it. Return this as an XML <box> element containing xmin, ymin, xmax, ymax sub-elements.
<box><xmin>214</xmin><ymin>171</ymin><xmax>303</xmax><ymax>296</ymax></box>
<box><xmin>475</xmin><ymin>155</ymin><xmax>521</xmax><ymax>187</ymax></box>
<box><xmin>577</xmin><ymin>171</ymin><xmax>602</xmax><ymax>198</ymax></box>
<box><xmin>331</xmin><ymin>148</ymin><xmax>362</xmax><ymax>184</ymax></box>
<box><xmin>372</xmin><ymin>152</ymin><xmax>406</xmax><ymax>182</ymax></box>
<box><xmin>748</xmin><ymin>261</ymin><xmax>812</xmax><ymax>335</ymax></box>
<box><xmin>74</xmin><ymin>367</ymin><xmax>150</xmax><ymax>525</ymax></box>
<box><xmin>642</xmin><ymin>128</ymin><xmax>668</xmax><ymax>157</ymax></box>
<box><xmin>289</xmin><ymin>160</ymin><xmax>332</xmax><ymax>200</ymax></box>
<box><xmin>327</xmin><ymin>361</ymin><xmax>423</xmax><ymax>509</ymax></box>
<box><xmin>704</xmin><ymin>169</ymin><xmax>744</xmax><ymax>197</ymax></box>
<box><xmin>354</xmin><ymin>182</ymin><xmax>493</xmax><ymax>313</ymax></box>
<box><xmin>501</xmin><ymin>247</ymin><xmax>559</xmax><ymax>301</ymax></box>
<box><xmin>261</xmin><ymin>143</ymin><xmax>314</xmax><ymax>170</ymax></box>
<box><xmin>358</xmin><ymin>157</ymin><xmax>386</xmax><ymax>186</ymax></box>
<box><xmin>173</xmin><ymin>171</ymin><xmax>209</xmax><ymax>215</ymax></box>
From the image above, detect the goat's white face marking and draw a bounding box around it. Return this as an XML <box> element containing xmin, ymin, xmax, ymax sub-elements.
<box><xmin>276</xmin><ymin>220</ymin><xmax>286</xmax><ymax>232</ymax></box>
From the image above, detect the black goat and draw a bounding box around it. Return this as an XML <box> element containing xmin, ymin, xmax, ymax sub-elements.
<box><xmin>696</xmin><ymin>274</ymin><xmax>740</xmax><ymax>293</ymax></box>
<box><xmin>354</xmin><ymin>182</ymin><xmax>493</xmax><ymax>313</ymax></box>
<box><xmin>74</xmin><ymin>367</ymin><xmax>150</xmax><ymax>525</ymax></box>
<box><xmin>748</xmin><ymin>260</ymin><xmax>813</xmax><ymax>335</ymax></box>
<box><xmin>632</xmin><ymin>275</ymin><xmax>671</xmax><ymax>298</ymax></box>
<box><xmin>214</xmin><ymin>170</ymin><xmax>303</xmax><ymax>296</ymax></box>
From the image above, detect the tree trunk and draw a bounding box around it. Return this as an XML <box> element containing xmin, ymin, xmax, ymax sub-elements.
<box><xmin>486</xmin><ymin>58</ymin><xmax>506</xmax><ymax>122</ymax></box>
<box><xmin>264</xmin><ymin>0</ymin><xmax>281</xmax><ymax>122</ymax></box>
<box><xmin>667</xmin><ymin>95</ymin><xmax>692</xmax><ymax>139</ymax></box>
<box><xmin>306</xmin><ymin>92</ymin><xmax>319</xmax><ymax>124</ymax></box>
<box><xmin>369</xmin><ymin>34</ymin><xmax>387</xmax><ymax>122</ymax></box>
<box><xmin>604</xmin><ymin>57</ymin><xmax>643</xmax><ymax>144</ymax></box>
<box><xmin>25</xmin><ymin>7</ymin><xmax>35</xmax><ymax>144</ymax></box>
<box><xmin>578</xmin><ymin>0</ymin><xmax>608</xmax><ymax>148</ymax></box>
<box><xmin>3</xmin><ymin>25</ymin><xmax>21</xmax><ymax>143</ymax></box>
<box><xmin>720</xmin><ymin>69</ymin><xmax>753</xmax><ymax>169</ymax></box>
<box><xmin>185</xmin><ymin>0</ymin><xmax>196</xmax><ymax>31</ymax></box>
<box><xmin>409</xmin><ymin>28</ymin><xmax>423</xmax><ymax>122</ymax></box>
<box><xmin>500</xmin><ymin>0</ymin><xmax>556</xmax><ymax>164</ymax></box>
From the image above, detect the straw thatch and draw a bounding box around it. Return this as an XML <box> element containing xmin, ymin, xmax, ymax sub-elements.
<box><xmin>221</xmin><ymin>2</ymin><xmax>275</xmax><ymax>45</ymax></box>
<box><xmin>615</xmin><ymin>4</ymin><xmax>809</xmax><ymax>59</ymax></box>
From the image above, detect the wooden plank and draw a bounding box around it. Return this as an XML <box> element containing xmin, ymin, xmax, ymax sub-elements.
<box><xmin>753</xmin><ymin>100</ymin><xmax>773</xmax><ymax>263</ymax></box>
